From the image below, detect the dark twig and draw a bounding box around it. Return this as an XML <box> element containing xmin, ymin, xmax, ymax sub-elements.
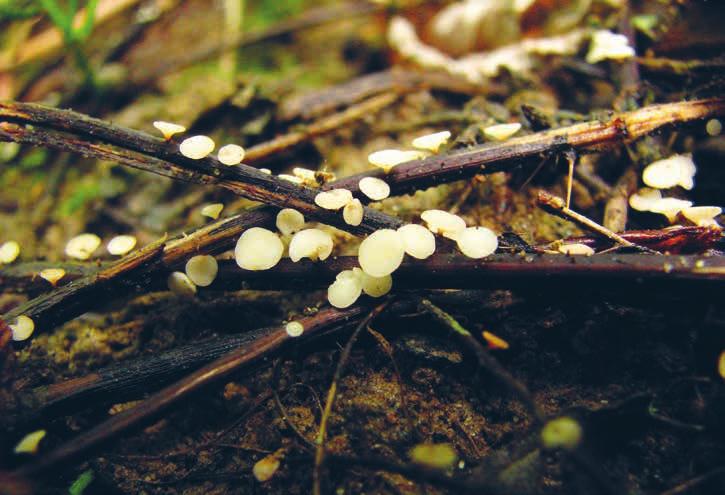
<box><xmin>9</xmin><ymin>304</ymin><xmax>372</xmax><ymax>479</ymax></box>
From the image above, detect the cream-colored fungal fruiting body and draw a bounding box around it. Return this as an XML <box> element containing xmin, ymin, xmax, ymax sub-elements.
<box><xmin>412</xmin><ymin>131</ymin><xmax>451</xmax><ymax>152</ymax></box>
<box><xmin>285</xmin><ymin>321</ymin><xmax>304</xmax><ymax>337</ymax></box>
<box><xmin>185</xmin><ymin>255</ymin><xmax>218</xmax><ymax>287</ymax></box>
<box><xmin>327</xmin><ymin>270</ymin><xmax>363</xmax><ymax>308</ymax></box>
<box><xmin>358</xmin><ymin>229</ymin><xmax>405</xmax><ymax>277</ymax></box>
<box><xmin>107</xmin><ymin>235</ymin><xmax>137</xmax><ymax>255</ymax></box>
<box><xmin>201</xmin><ymin>203</ymin><xmax>224</xmax><ymax>220</ymax></box>
<box><xmin>642</xmin><ymin>154</ymin><xmax>696</xmax><ymax>190</ymax></box>
<box><xmin>276</xmin><ymin>208</ymin><xmax>305</xmax><ymax>235</ymax></box>
<box><xmin>167</xmin><ymin>271</ymin><xmax>197</xmax><ymax>296</ymax></box>
<box><xmin>288</xmin><ymin>229</ymin><xmax>333</xmax><ymax>262</ymax></box>
<box><xmin>681</xmin><ymin>206</ymin><xmax>722</xmax><ymax>227</ymax></box>
<box><xmin>421</xmin><ymin>209</ymin><xmax>466</xmax><ymax>240</ymax></box>
<box><xmin>558</xmin><ymin>243</ymin><xmax>595</xmax><ymax>256</ymax></box>
<box><xmin>586</xmin><ymin>29</ymin><xmax>635</xmax><ymax>64</ymax></box>
<box><xmin>65</xmin><ymin>233</ymin><xmax>101</xmax><ymax>260</ymax></box>
<box><xmin>355</xmin><ymin>267</ymin><xmax>392</xmax><ymax>298</ymax></box>
<box><xmin>153</xmin><ymin>121</ymin><xmax>186</xmax><ymax>140</ymax></box>
<box><xmin>368</xmin><ymin>149</ymin><xmax>427</xmax><ymax>172</ymax></box>
<box><xmin>359</xmin><ymin>177</ymin><xmax>390</xmax><ymax>201</ymax></box>
<box><xmin>179</xmin><ymin>135</ymin><xmax>215</xmax><ymax>159</ymax></box>
<box><xmin>315</xmin><ymin>189</ymin><xmax>353</xmax><ymax>210</ymax></box>
<box><xmin>483</xmin><ymin>123</ymin><xmax>521</xmax><ymax>141</ymax></box>
<box><xmin>0</xmin><ymin>240</ymin><xmax>20</xmax><ymax>263</ymax></box>
<box><xmin>629</xmin><ymin>188</ymin><xmax>693</xmax><ymax>222</ymax></box>
<box><xmin>456</xmin><ymin>226</ymin><xmax>498</xmax><ymax>259</ymax></box>
<box><xmin>343</xmin><ymin>199</ymin><xmax>364</xmax><ymax>226</ymax></box>
<box><xmin>217</xmin><ymin>144</ymin><xmax>245</xmax><ymax>165</ymax></box>
<box><xmin>10</xmin><ymin>315</ymin><xmax>35</xmax><ymax>341</ymax></box>
<box><xmin>235</xmin><ymin>228</ymin><xmax>284</xmax><ymax>270</ymax></box>
<box><xmin>39</xmin><ymin>268</ymin><xmax>66</xmax><ymax>286</ymax></box>
<box><xmin>397</xmin><ymin>224</ymin><xmax>436</xmax><ymax>259</ymax></box>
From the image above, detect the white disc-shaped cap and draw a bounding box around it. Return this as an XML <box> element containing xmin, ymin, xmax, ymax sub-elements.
<box><xmin>412</xmin><ymin>130</ymin><xmax>451</xmax><ymax>152</ymax></box>
<box><xmin>315</xmin><ymin>189</ymin><xmax>353</xmax><ymax>210</ymax></box>
<box><xmin>107</xmin><ymin>235</ymin><xmax>137</xmax><ymax>255</ymax></box>
<box><xmin>179</xmin><ymin>135</ymin><xmax>215</xmax><ymax>159</ymax></box>
<box><xmin>201</xmin><ymin>203</ymin><xmax>224</xmax><ymax>220</ymax></box>
<box><xmin>65</xmin><ymin>233</ymin><xmax>101</xmax><ymax>260</ymax></box>
<box><xmin>327</xmin><ymin>270</ymin><xmax>363</xmax><ymax>308</ymax></box>
<box><xmin>358</xmin><ymin>269</ymin><xmax>393</xmax><ymax>298</ymax></box>
<box><xmin>0</xmin><ymin>240</ymin><xmax>20</xmax><ymax>263</ymax></box>
<box><xmin>288</xmin><ymin>228</ymin><xmax>333</xmax><ymax>262</ymax></box>
<box><xmin>359</xmin><ymin>177</ymin><xmax>391</xmax><ymax>201</ymax></box>
<box><xmin>185</xmin><ymin>255</ymin><xmax>218</xmax><ymax>287</ymax></box>
<box><xmin>343</xmin><ymin>199</ymin><xmax>364</xmax><ymax>226</ymax></box>
<box><xmin>397</xmin><ymin>224</ymin><xmax>436</xmax><ymax>259</ymax></box>
<box><xmin>483</xmin><ymin>123</ymin><xmax>521</xmax><ymax>141</ymax></box>
<box><xmin>421</xmin><ymin>209</ymin><xmax>466</xmax><ymax>240</ymax></box>
<box><xmin>217</xmin><ymin>144</ymin><xmax>245</xmax><ymax>165</ymax></box>
<box><xmin>368</xmin><ymin>149</ymin><xmax>426</xmax><ymax>172</ymax></box>
<box><xmin>10</xmin><ymin>315</ymin><xmax>35</xmax><ymax>341</ymax></box>
<box><xmin>167</xmin><ymin>271</ymin><xmax>197</xmax><ymax>296</ymax></box>
<box><xmin>456</xmin><ymin>226</ymin><xmax>498</xmax><ymax>259</ymax></box>
<box><xmin>642</xmin><ymin>154</ymin><xmax>696</xmax><ymax>190</ymax></box>
<box><xmin>276</xmin><ymin>208</ymin><xmax>305</xmax><ymax>235</ymax></box>
<box><xmin>358</xmin><ymin>229</ymin><xmax>405</xmax><ymax>277</ymax></box>
<box><xmin>153</xmin><ymin>121</ymin><xmax>186</xmax><ymax>140</ymax></box>
<box><xmin>285</xmin><ymin>321</ymin><xmax>304</xmax><ymax>337</ymax></box>
<box><xmin>681</xmin><ymin>206</ymin><xmax>722</xmax><ymax>227</ymax></box>
<box><xmin>235</xmin><ymin>227</ymin><xmax>284</xmax><ymax>270</ymax></box>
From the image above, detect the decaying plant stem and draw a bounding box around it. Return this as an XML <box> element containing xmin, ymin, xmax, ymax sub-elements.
<box><xmin>11</xmin><ymin>304</ymin><xmax>372</xmax><ymax>479</ymax></box>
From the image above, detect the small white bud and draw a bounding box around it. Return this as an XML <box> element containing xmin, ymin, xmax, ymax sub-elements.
<box><xmin>10</xmin><ymin>315</ymin><xmax>35</xmax><ymax>341</ymax></box>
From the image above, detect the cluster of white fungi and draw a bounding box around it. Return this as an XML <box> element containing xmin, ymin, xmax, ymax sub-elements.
<box><xmin>5</xmin><ymin>119</ymin><xmax>720</xmax><ymax>344</ymax></box>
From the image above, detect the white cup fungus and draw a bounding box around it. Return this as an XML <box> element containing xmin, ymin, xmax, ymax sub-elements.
<box><xmin>288</xmin><ymin>229</ymin><xmax>333</xmax><ymax>262</ymax></box>
<box><xmin>412</xmin><ymin>131</ymin><xmax>451</xmax><ymax>152</ymax></box>
<box><xmin>397</xmin><ymin>224</ymin><xmax>436</xmax><ymax>259</ymax></box>
<box><xmin>235</xmin><ymin>228</ymin><xmax>284</xmax><ymax>270</ymax></box>
<box><xmin>217</xmin><ymin>144</ymin><xmax>245</xmax><ymax>165</ymax></box>
<box><xmin>179</xmin><ymin>135</ymin><xmax>215</xmax><ymax>159</ymax></box>
<box><xmin>107</xmin><ymin>235</ymin><xmax>137</xmax><ymax>255</ymax></box>
<box><xmin>343</xmin><ymin>199</ymin><xmax>364</xmax><ymax>226</ymax></box>
<box><xmin>276</xmin><ymin>208</ymin><xmax>305</xmax><ymax>235</ymax></box>
<box><xmin>167</xmin><ymin>271</ymin><xmax>197</xmax><ymax>296</ymax></box>
<box><xmin>10</xmin><ymin>315</ymin><xmax>35</xmax><ymax>341</ymax></box>
<box><xmin>0</xmin><ymin>240</ymin><xmax>20</xmax><ymax>264</ymax></box>
<box><xmin>65</xmin><ymin>233</ymin><xmax>101</xmax><ymax>260</ymax></box>
<box><xmin>642</xmin><ymin>154</ymin><xmax>696</xmax><ymax>190</ymax></box>
<box><xmin>358</xmin><ymin>229</ymin><xmax>405</xmax><ymax>277</ymax></box>
<box><xmin>421</xmin><ymin>209</ymin><xmax>466</xmax><ymax>240</ymax></box>
<box><xmin>185</xmin><ymin>255</ymin><xmax>218</xmax><ymax>287</ymax></box>
<box><xmin>327</xmin><ymin>270</ymin><xmax>363</xmax><ymax>308</ymax></box>
<box><xmin>359</xmin><ymin>177</ymin><xmax>391</xmax><ymax>201</ymax></box>
<box><xmin>483</xmin><ymin>123</ymin><xmax>521</xmax><ymax>141</ymax></box>
<box><xmin>153</xmin><ymin>121</ymin><xmax>186</xmax><ymax>140</ymax></box>
<box><xmin>456</xmin><ymin>226</ymin><xmax>498</xmax><ymax>259</ymax></box>
<box><xmin>315</xmin><ymin>189</ymin><xmax>353</xmax><ymax>210</ymax></box>
<box><xmin>368</xmin><ymin>149</ymin><xmax>427</xmax><ymax>172</ymax></box>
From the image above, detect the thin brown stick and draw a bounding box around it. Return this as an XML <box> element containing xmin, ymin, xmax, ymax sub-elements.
<box><xmin>11</xmin><ymin>304</ymin><xmax>372</xmax><ymax>479</ymax></box>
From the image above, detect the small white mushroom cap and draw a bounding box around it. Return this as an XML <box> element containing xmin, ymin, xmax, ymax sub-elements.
<box><xmin>276</xmin><ymin>208</ymin><xmax>305</xmax><ymax>235</ymax></box>
<box><xmin>368</xmin><ymin>149</ymin><xmax>427</xmax><ymax>172</ymax></box>
<box><xmin>421</xmin><ymin>209</ymin><xmax>466</xmax><ymax>240</ymax></box>
<box><xmin>0</xmin><ymin>240</ymin><xmax>20</xmax><ymax>263</ymax></box>
<box><xmin>628</xmin><ymin>188</ymin><xmax>663</xmax><ymax>212</ymax></box>
<box><xmin>259</xmin><ymin>168</ymin><xmax>272</xmax><ymax>174</ymax></box>
<box><xmin>185</xmin><ymin>255</ymin><xmax>218</xmax><ymax>287</ymax></box>
<box><xmin>39</xmin><ymin>268</ymin><xmax>66</xmax><ymax>286</ymax></box>
<box><xmin>315</xmin><ymin>189</ymin><xmax>353</xmax><ymax>210</ymax></box>
<box><xmin>217</xmin><ymin>144</ymin><xmax>245</xmax><ymax>165</ymax></box>
<box><xmin>354</xmin><ymin>267</ymin><xmax>393</xmax><ymax>298</ymax></box>
<box><xmin>412</xmin><ymin>131</ymin><xmax>451</xmax><ymax>152</ymax></box>
<box><xmin>285</xmin><ymin>321</ymin><xmax>304</xmax><ymax>337</ymax></box>
<box><xmin>235</xmin><ymin>228</ymin><xmax>284</xmax><ymax>270</ymax></box>
<box><xmin>681</xmin><ymin>206</ymin><xmax>722</xmax><ymax>227</ymax></box>
<box><xmin>153</xmin><ymin>121</ymin><xmax>186</xmax><ymax>140</ymax></box>
<box><xmin>288</xmin><ymin>229</ymin><xmax>333</xmax><ymax>262</ymax></box>
<box><xmin>179</xmin><ymin>135</ymin><xmax>215</xmax><ymax>159</ymax></box>
<box><xmin>586</xmin><ymin>29</ymin><xmax>635</xmax><ymax>64</ymax></box>
<box><xmin>483</xmin><ymin>123</ymin><xmax>521</xmax><ymax>141</ymax></box>
<box><xmin>327</xmin><ymin>270</ymin><xmax>363</xmax><ymax>308</ymax></box>
<box><xmin>65</xmin><ymin>233</ymin><xmax>101</xmax><ymax>260</ymax></box>
<box><xmin>359</xmin><ymin>177</ymin><xmax>391</xmax><ymax>201</ymax></box>
<box><xmin>343</xmin><ymin>198</ymin><xmax>364</xmax><ymax>226</ymax></box>
<box><xmin>358</xmin><ymin>229</ymin><xmax>405</xmax><ymax>277</ymax></box>
<box><xmin>167</xmin><ymin>271</ymin><xmax>197</xmax><ymax>296</ymax></box>
<box><xmin>397</xmin><ymin>224</ymin><xmax>436</xmax><ymax>259</ymax></box>
<box><xmin>558</xmin><ymin>243</ymin><xmax>595</xmax><ymax>256</ymax></box>
<box><xmin>292</xmin><ymin>167</ymin><xmax>317</xmax><ymax>181</ymax></box>
<box><xmin>107</xmin><ymin>235</ymin><xmax>137</xmax><ymax>255</ymax></box>
<box><xmin>456</xmin><ymin>226</ymin><xmax>498</xmax><ymax>259</ymax></box>
<box><xmin>642</xmin><ymin>154</ymin><xmax>696</xmax><ymax>190</ymax></box>
<box><xmin>10</xmin><ymin>315</ymin><xmax>35</xmax><ymax>341</ymax></box>
<box><xmin>13</xmin><ymin>429</ymin><xmax>46</xmax><ymax>454</ymax></box>
<box><xmin>649</xmin><ymin>197</ymin><xmax>694</xmax><ymax>222</ymax></box>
